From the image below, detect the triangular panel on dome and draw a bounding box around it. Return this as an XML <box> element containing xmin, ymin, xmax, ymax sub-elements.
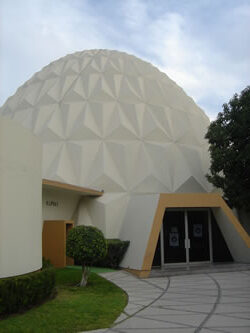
<box><xmin>90</xmin><ymin>76</ymin><xmax>116</xmax><ymax>102</ymax></box>
<box><xmin>33</xmin><ymin>105</ymin><xmax>56</xmax><ymax>135</ymax></box>
<box><xmin>42</xmin><ymin>105</ymin><xmax>65</xmax><ymax>140</ymax></box>
<box><xmin>164</xmin><ymin>143</ymin><xmax>193</xmax><ymax>192</ymax></box>
<box><xmin>21</xmin><ymin>81</ymin><xmax>43</xmax><ymax>106</ymax></box>
<box><xmin>145</xmin><ymin>142</ymin><xmax>174</xmax><ymax>190</ymax></box>
<box><xmin>60</xmin><ymin>103</ymin><xmax>81</xmax><ymax>137</ymax></box>
<box><xmin>188</xmin><ymin>113</ymin><xmax>210</xmax><ymax>146</ymax></box>
<box><xmin>84</xmin><ymin>142</ymin><xmax>126</xmax><ymax>191</ymax></box>
<box><xmin>128</xmin><ymin>142</ymin><xmax>152</xmax><ymax>190</ymax></box>
<box><xmin>37</xmin><ymin>92</ymin><xmax>59</xmax><ymax>106</ymax></box>
<box><xmin>177</xmin><ymin>144</ymin><xmax>207</xmax><ymax>189</ymax></box>
<box><xmin>36</xmin><ymin>78</ymin><xmax>58</xmax><ymax>102</ymax></box>
<box><xmin>103</xmin><ymin>58</ymin><xmax>122</xmax><ymax>75</ymax></box>
<box><xmin>109</xmin><ymin>54</ymin><xmax>124</xmax><ymax>72</ymax></box>
<box><xmin>92</xmin><ymin>53</ymin><xmax>108</xmax><ymax>72</ymax></box>
<box><xmin>144</xmin><ymin>79</ymin><xmax>167</xmax><ymax>106</ymax></box>
<box><xmin>42</xmin><ymin>142</ymin><xmax>62</xmax><ymax>175</ymax></box>
<box><xmin>90</xmin><ymin>173</ymin><xmax>126</xmax><ymax>192</ymax></box>
<box><xmin>126</xmin><ymin>76</ymin><xmax>144</xmax><ymax>100</ymax></box>
<box><xmin>87</xmin><ymin>73</ymin><xmax>102</xmax><ymax>97</ymax></box>
<box><xmin>176</xmin><ymin>129</ymin><xmax>202</xmax><ymax>147</ymax></box>
<box><xmin>142</xmin><ymin>107</ymin><xmax>168</xmax><ymax>139</ymax></box>
<box><xmin>60</xmin><ymin>74</ymin><xmax>79</xmax><ymax>99</ymax></box>
<box><xmin>88</xmin><ymin>101</ymin><xmax>104</xmax><ymax>136</ymax></box>
<box><xmin>64</xmin><ymin>142</ymin><xmax>83</xmax><ymax>183</ymax></box>
<box><xmin>175</xmin><ymin>176</ymin><xmax>206</xmax><ymax>193</ymax></box>
<box><xmin>17</xmin><ymin>96</ymin><xmax>33</xmax><ymax>110</ymax></box>
<box><xmin>70</xmin><ymin>76</ymin><xmax>88</xmax><ymax>99</ymax></box>
<box><xmin>118</xmin><ymin>77</ymin><xmax>143</xmax><ymax>104</ymax></box>
<box><xmin>104</xmin><ymin>103</ymin><xmax>138</xmax><ymax>140</ymax></box>
<box><xmin>45</xmin><ymin>142</ymin><xmax>64</xmax><ymax>178</ymax></box>
<box><xmin>84</xmin><ymin>143</ymin><xmax>104</xmax><ymax>186</ymax></box>
<box><xmin>132</xmin><ymin>174</ymin><xmax>171</xmax><ymax>193</ymax></box>
<box><xmin>78</xmin><ymin>141</ymin><xmax>102</xmax><ymax>185</ymax></box>
<box><xmin>149</xmin><ymin>105</ymin><xmax>173</xmax><ymax>137</ymax></box>
<box><xmin>45</xmin><ymin>80</ymin><xmax>63</xmax><ymax>103</ymax></box>
<box><xmin>68</xmin><ymin>103</ymin><xmax>101</xmax><ymax>140</ymax></box>
<box><xmin>106</xmin><ymin>125</ymin><xmax>138</xmax><ymax>141</ymax></box>
<box><xmin>69</xmin><ymin>126</ymin><xmax>101</xmax><ymax>141</ymax></box>
<box><xmin>63</xmin><ymin>86</ymin><xmax>85</xmax><ymax>103</ymax></box>
<box><xmin>168</xmin><ymin>109</ymin><xmax>190</xmax><ymax>142</ymax></box>
<box><xmin>103</xmin><ymin>142</ymin><xmax>127</xmax><ymax>190</ymax></box>
<box><xmin>103</xmin><ymin>103</ymin><xmax>121</xmax><ymax>136</ymax></box>
<box><xmin>50</xmin><ymin>60</ymin><xmax>65</xmax><ymax>76</ymax></box>
<box><xmin>39</xmin><ymin>127</ymin><xmax>64</xmax><ymax>142</ymax></box>
<box><xmin>52</xmin><ymin>144</ymin><xmax>78</xmax><ymax>185</ymax></box>
<box><xmin>78</xmin><ymin>55</ymin><xmax>93</xmax><ymax>72</ymax></box>
<box><xmin>99</xmin><ymin>73</ymin><xmax>118</xmax><ymax>99</ymax></box>
<box><xmin>119</xmin><ymin>102</ymin><xmax>140</xmax><ymax>136</ymax></box>
<box><xmin>36</xmin><ymin>66</ymin><xmax>53</xmax><ymax>81</ymax></box>
<box><xmin>144</xmin><ymin>127</ymin><xmax>172</xmax><ymax>142</ymax></box>
<box><xmin>63</xmin><ymin>58</ymin><xmax>81</xmax><ymax>75</ymax></box>
<box><xmin>123</xmin><ymin>57</ymin><xmax>141</xmax><ymax>76</ymax></box>
<box><xmin>177</xmin><ymin>112</ymin><xmax>205</xmax><ymax>147</ymax></box>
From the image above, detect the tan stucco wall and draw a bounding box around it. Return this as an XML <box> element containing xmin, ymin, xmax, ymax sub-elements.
<box><xmin>0</xmin><ymin>117</ymin><xmax>42</xmax><ymax>278</ymax></box>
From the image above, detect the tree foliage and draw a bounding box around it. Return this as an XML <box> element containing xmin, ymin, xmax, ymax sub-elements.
<box><xmin>205</xmin><ymin>86</ymin><xmax>250</xmax><ymax>210</ymax></box>
<box><xmin>66</xmin><ymin>226</ymin><xmax>107</xmax><ymax>286</ymax></box>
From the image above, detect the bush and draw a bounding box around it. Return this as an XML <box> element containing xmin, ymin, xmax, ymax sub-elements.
<box><xmin>66</xmin><ymin>226</ymin><xmax>107</xmax><ymax>286</ymax></box>
<box><xmin>0</xmin><ymin>267</ymin><xmax>55</xmax><ymax>316</ymax></box>
<box><xmin>96</xmin><ymin>239</ymin><xmax>130</xmax><ymax>269</ymax></box>
<box><xmin>42</xmin><ymin>257</ymin><xmax>53</xmax><ymax>269</ymax></box>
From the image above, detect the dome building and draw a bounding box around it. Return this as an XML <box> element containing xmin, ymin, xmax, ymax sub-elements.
<box><xmin>1</xmin><ymin>49</ymin><xmax>249</xmax><ymax>277</ymax></box>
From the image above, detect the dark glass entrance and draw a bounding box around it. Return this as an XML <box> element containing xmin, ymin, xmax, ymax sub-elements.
<box><xmin>162</xmin><ymin>209</ymin><xmax>211</xmax><ymax>265</ymax></box>
<box><xmin>188</xmin><ymin>211</ymin><xmax>210</xmax><ymax>262</ymax></box>
<box><xmin>163</xmin><ymin>211</ymin><xmax>186</xmax><ymax>263</ymax></box>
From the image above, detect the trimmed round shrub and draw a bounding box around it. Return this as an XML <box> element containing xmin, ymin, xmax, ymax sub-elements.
<box><xmin>66</xmin><ymin>226</ymin><xmax>107</xmax><ymax>286</ymax></box>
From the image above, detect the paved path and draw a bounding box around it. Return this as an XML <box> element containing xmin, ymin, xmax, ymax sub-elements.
<box><xmin>85</xmin><ymin>270</ymin><xmax>250</xmax><ymax>333</ymax></box>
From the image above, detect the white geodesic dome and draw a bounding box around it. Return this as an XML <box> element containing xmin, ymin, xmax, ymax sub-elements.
<box><xmin>0</xmin><ymin>49</ymin><xmax>211</xmax><ymax>193</ymax></box>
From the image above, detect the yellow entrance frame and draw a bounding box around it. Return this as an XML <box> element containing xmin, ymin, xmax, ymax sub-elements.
<box><xmin>128</xmin><ymin>193</ymin><xmax>250</xmax><ymax>278</ymax></box>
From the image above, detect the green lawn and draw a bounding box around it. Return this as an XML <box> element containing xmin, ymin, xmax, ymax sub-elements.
<box><xmin>0</xmin><ymin>267</ymin><xmax>127</xmax><ymax>333</ymax></box>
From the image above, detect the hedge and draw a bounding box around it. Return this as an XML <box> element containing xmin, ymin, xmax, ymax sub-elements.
<box><xmin>95</xmin><ymin>239</ymin><xmax>130</xmax><ymax>268</ymax></box>
<box><xmin>0</xmin><ymin>267</ymin><xmax>55</xmax><ymax>316</ymax></box>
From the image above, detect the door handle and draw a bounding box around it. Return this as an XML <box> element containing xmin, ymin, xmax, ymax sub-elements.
<box><xmin>185</xmin><ymin>239</ymin><xmax>191</xmax><ymax>249</ymax></box>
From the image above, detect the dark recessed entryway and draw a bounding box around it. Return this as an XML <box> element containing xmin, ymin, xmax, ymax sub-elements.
<box><xmin>152</xmin><ymin>208</ymin><xmax>233</xmax><ymax>268</ymax></box>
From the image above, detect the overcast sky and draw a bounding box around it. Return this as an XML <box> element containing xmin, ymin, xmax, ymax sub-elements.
<box><xmin>1</xmin><ymin>0</ymin><xmax>249</xmax><ymax>119</ymax></box>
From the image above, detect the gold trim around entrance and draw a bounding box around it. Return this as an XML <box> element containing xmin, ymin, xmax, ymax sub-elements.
<box><xmin>140</xmin><ymin>193</ymin><xmax>250</xmax><ymax>278</ymax></box>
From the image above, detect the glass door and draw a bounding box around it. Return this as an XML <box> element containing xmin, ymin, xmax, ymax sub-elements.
<box><xmin>161</xmin><ymin>209</ymin><xmax>211</xmax><ymax>266</ymax></box>
<box><xmin>163</xmin><ymin>211</ymin><xmax>186</xmax><ymax>264</ymax></box>
<box><xmin>188</xmin><ymin>211</ymin><xmax>210</xmax><ymax>262</ymax></box>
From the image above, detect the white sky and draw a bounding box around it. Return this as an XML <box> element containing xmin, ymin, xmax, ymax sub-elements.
<box><xmin>1</xmin><ymin>0</ymin><xmax>250</xmax><ymax>120</ymax></box>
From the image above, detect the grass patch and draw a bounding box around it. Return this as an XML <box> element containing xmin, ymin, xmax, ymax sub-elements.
<box><xmin>67</xmin><ymin>265</ymin><xmax>117</xmax><ymax>274</ymax></box>
<box><xmin>0</xmin><ymin>268</ymin><xmax>127</xmax><ymax>333</ymax></box>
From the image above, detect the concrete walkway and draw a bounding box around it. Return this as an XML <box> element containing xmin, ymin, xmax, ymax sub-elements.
<box><xmin>85</xmin><ymin>270</ymin><xmax>250</xmax><ymax>333</ymax></box>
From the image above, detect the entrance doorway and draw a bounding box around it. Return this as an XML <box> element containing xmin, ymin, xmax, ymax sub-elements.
<box><xmin>161</xmin><ymin>209</ymin><xmax>212</xmax><ymax>266</ymax></box>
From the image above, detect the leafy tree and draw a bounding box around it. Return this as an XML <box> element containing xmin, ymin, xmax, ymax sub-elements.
<box><xmin>66</xmin><ymin>226</ymin><xmax>107</xmax><ymax>287</ymax></box>
<box><xmin>205</xmin><ymin>86</ymin><xmax>250</xmax><ymax>210</ymax></box>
